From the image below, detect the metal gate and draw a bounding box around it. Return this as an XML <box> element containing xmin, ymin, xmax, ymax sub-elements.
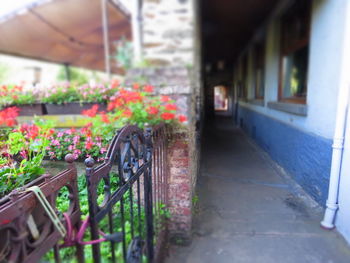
<box><xmin>85</xmin><ymin>125</ymin><xmax>155</xmax><ymax>263</ymax></box>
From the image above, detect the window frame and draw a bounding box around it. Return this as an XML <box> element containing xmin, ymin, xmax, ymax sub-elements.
<box><xmin>278</xmin><ymin>1</ymin><xmax>312</xmax><ymax>104</ymax></box>
<box><xmin>240</xmin><ymin>54</ymin><xmax>248</xmax><ymax>99</ymax></box>
<box><xmin>253</xmin><ymin>39</ymin><xmax>266</xmax><ymax>100</ymax></box>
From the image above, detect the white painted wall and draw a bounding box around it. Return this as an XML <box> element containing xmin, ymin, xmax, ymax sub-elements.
<box><xmin>334</xmin><ymin>97</ymin><xmax>350</xmax><ymax>243</ymax></box>
<box><xmin>234</xmin><ymin>0</ymin><xmax>348</xmax><ymax>140</ymax></box>
<box><xmin>332</xmin><ymin>0</ymin><xmax>350</xmax><ymax>245</ymax></box>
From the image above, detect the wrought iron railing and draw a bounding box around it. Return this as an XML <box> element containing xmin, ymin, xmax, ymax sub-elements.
<box><xmin>0</xmin><ymin>154</ymin><xmax>83</xmax><ymax>263</ymax></box>
<box><xmin>0</xmin><ymin>124</ymin><xmax>170</xmax><ymax>263</ymax></box>
<box><xmin>151</xmin><ymin>123</ymin><xmax>170</xmax><ymax>262</ymax></box>
<box><xmin>84</xmin><ymin>125</ymin><xmax>155</xmax><ymax>263</ymax></box>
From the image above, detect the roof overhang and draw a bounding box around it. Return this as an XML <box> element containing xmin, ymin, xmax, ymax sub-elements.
<box><xmin>0</xmin><ymin>0</ymin><xmax>131</xmax><ymax>73</ymax></box>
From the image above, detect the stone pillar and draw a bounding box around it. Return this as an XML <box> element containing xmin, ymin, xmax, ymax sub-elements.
<box><xmin>128</xmin><ymin>0</ymin><xmax>200</xmax><ymax>245</ymax></box>
<box><xmin>142</xmin><ymin>0</ymin><xmax>195</xmax><ymax>67</ymax></box>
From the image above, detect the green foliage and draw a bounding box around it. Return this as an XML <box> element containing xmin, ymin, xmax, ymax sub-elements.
<box><xmin>46</xmin><ymin>172</ymin><xmax>170</xmax><ymax>262</ymax></box>
<box><xmin>76</xmin><ymin>83</ymin><xmax>119</xmax><ymax>104</ymax></box>
<box><xmin>0</xmin><ymin>118</ymin><xmax>54</xmax><ymax>197</ymax></box>
<box><xmin>134</xmin><ymin>59</ymin><xmax>152</xmax><ymax>69</ymax></box>
<box><xmin>192</xmin><ymin>194</ymin><xmax>199</xmax><ymax>206</ymax></box>
<box><xmin>0</xmin><ymin>85</ymin><xmax>36</xmax><ymax>107</ymax></box>
<box><xmin>114</xmin><ymin>38</ymin><xmax>133</xmax><ymax>70</ymax></box>
<box><xmin>0</xmin><ymin>62</ymin><xmax>10</xmax><ymax>83</ymax></box>
<box><xmin>13</xmin><ymin>93</ymin><xmax>36</xmax><ymax>105</ymax></box>
<box><xmin>56</xmin><ymin>66</ymin><xmax>89</xmax><ymax>86</ymax></box>
<box><xmin>41</xmin><ymin>86</ymin><xmax>79</xmax><ymax>105</ymax></box>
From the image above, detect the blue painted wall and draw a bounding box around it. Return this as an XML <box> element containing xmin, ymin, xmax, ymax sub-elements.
<box><xmin>238</xmin><ymin>106</ymin><xmax>332</xmax><ymax>205</ymax></box>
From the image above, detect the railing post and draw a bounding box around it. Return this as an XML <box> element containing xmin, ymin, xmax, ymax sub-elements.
<box><xmin>65</xmin><ymin>154</ymin><xmax>85</xmax><ymax>263</ymax></box>
<box><xmin>85</xmin><ymin>157</ymin><xmax>101</xmax><ymax>263</ymax></box>
<box><xmin>144</xmin><ymin>125</ymin><xmax>154</xmax><ymax>262</ymax></box>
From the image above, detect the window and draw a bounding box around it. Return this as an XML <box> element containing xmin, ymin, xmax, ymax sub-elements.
<box><xmin>238</xmin><ymin>55</ymin><xmax>248</xmax><ymax>99</ymax></box>
<box><xmin>254</xmin><ymin>40</ymin><xmax>265</xmax><ymax>99</ymax></box>
<box><xmin>279</xmin><ymin>1</ymin><xmax>311</xmax><ymax>103</ymax></box>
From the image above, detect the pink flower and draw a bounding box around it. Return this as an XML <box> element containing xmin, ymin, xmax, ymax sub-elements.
<box><xmin>73</xmin><ymin>135</ymin><xmax>80</xmax><ymax>144</ymax></box>
<box><xmin>51</xmin><ymin>139</ymin><xmax>60</xmax><ymax>146</ymax></box>
<box><xmin>20</xmin><ymin>150</ymin><xmax>28</xmax><ymax>159</ymax></box>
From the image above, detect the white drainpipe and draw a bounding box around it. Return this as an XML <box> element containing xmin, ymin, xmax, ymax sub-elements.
<box><xmin>321</xmin><ymin>1</ymin><xmax>350</xmax><ymax>229</ymax></box>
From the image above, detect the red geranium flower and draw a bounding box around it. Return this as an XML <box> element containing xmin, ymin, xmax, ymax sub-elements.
<box><xmin>146</xmin><ymin>106</ymin><xmax>159</xmax><ymax>115</ymax></box>
<box><xmin>5</xmin><ymin>119</ymin><xmax>16</xmax><ymax>127</ymax></box>
<box><xmin>111</xmin><ymin>79</ymin><xmax>119</xmax><ymax>89</ymax></box>
<box><xmin>81</xmin><ymin>123</ymin><xmax>93</xmax><ymax>137</ymax></box>
<box><xmin>122</xmin><ymin>109</ymin><xmax>133</xmax><ymax>118</ymax></box>
<box><xmin>46</xmin><ymin>128</ymin><xmax>55</xmax><ymax>137</ymax></box>
<box><xmin>0</xmin><ymin>106</ymin><xmax>19</xmax><ymax>127</ymax></box>
<box><xmin>118</xmin><ymin>89</ymin><xmax>143</xmax><ymax>104</ymax></box>
<box><xmin>178</xmin><ymin>115</ymin><xmax>187</xmax><ymax>123</ymax></box>
<box><xmin>100</xmin><ymin>112</ymin><xmax>110</xmax><ymax>123</ymax></box>
<box><xmin>86</xmin><ymin>141</ymin><xmax>93</xmax><ymax>150</ymax></box>
<box><xmin>161</xmin><ymin>112</ymin><xmax>175</xmax><ymax>120</ymax></box>
<box><xmin>19</xmin><ymin>123</ymin><xmax>40</xmax><ymax>139</ymax></box>
<box><xmin>133</xmin><ymin>83</ymin><xmax>140</xmax><ymax>90</ymax></box>
<box><xmin>144</xmin><ymin>85</ymin><xmax>154</xmax><ymax>93</ymax></box>
<box><xmin>165</xmin><ymin>104</ymin><xmax>177</xmax><ymax>111</ymax></box>
<box><xmin>108</xmin><ymin>98</ymin><xmax>124</xmax><ymax>111</ymax></box>
<box><xmin>82</xmin><ymin>104</ymin><xmax>99</xmax><ymax>117</ymax></box>
<box><xmin>161</xmin><ymin>95</ymin><xmax>171</xmax><ymax>102</ymax></box>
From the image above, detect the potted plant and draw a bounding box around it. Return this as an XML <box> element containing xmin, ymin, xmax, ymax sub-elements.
<box><xmin>42</xmin><ymin>84</ymin><xmax>80</xmax><ymax>114</ymax></box>
<box><xmin>42</xmin><ymin>82</ymin><xmax>120</xmax><ymax>115</ymax></box>
<box><xmin>0</xmin><ymin>118</ymin><xmax>54</xmax><ymax>198</ymax></box>
<box><xmin>0</xmin><ymin>85</ymin><xmax>45</xmax><ymax>116</ymax></box>
<box><xmin>75</xmin><ymin>81</ymin><xmax>120</xmax><ymax>112</ymax></box>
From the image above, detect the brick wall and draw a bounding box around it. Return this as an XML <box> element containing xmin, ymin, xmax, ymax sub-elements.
<box><xmin>167</xmin><ymin>130</ymin><xmax>192</xmax><ymax>243</ymax></box>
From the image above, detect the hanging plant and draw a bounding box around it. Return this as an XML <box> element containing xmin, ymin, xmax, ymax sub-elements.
<box><xmin>113</xmin><ymin>37</ymin><xmax>133</xmax><ymax>70</ymax></box>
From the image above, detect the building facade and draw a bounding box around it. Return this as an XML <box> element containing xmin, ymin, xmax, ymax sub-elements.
<box><xmin>232</xmin><ymin>0</ymin><xmax>350</xmax><ymax>243</ymax></box>
<box><xmin>138</xmin><ymin>0</ymin><xmax>350</xmax><ymax>245</ymax></box>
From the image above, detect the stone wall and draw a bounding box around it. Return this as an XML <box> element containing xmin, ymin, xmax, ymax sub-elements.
<box><xmin>126</xmin><ymin>67</ymin><xmax>193</xmax><ymax>120</ymax></box>
<box><xmin>142</xmin><ymin>0</ymin><xmax>195</xmax><ymax>67</ymax></box>
<box><xmin>135</xmin><ymin>0</ymin><xmax>200</xmax><ymax>244</ymax></box>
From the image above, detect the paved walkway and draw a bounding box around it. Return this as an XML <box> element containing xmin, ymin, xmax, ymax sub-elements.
<box><xmin>166</xmin><ymin>117</ymin><xmax>350</xmax><ymax>263</ymax></box>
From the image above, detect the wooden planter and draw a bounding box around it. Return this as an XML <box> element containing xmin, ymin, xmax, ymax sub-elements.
<box><xmin>45</xmin><ymin>102</ymin><xmax>107</xmax><ymax>115</ymax></box>
<box><xmin>4</xmin><ymin>104</ymin><xmax>46</xmax><ymax>116</ymax></box>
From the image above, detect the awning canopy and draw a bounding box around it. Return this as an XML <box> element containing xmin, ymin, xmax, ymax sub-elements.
<box><xmin>0</xmin><ymin>0</ymin><xmax>131</xmax><ymax>73</ymax></box>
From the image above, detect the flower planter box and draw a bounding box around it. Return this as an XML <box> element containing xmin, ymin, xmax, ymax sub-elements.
<box><xmin>0</xmin><ymin>155</ymin><xmax>84</xmax><ymax>263</ymax></box>
<box><xmin>4</xmin><ymin>104</ymin><xmax>46</xmax><ymax>116</ymax></box>
<box><xmin>45</xmin><ymin>102</ymin><xmax>107</xmax><ymax>115</ymax></box>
